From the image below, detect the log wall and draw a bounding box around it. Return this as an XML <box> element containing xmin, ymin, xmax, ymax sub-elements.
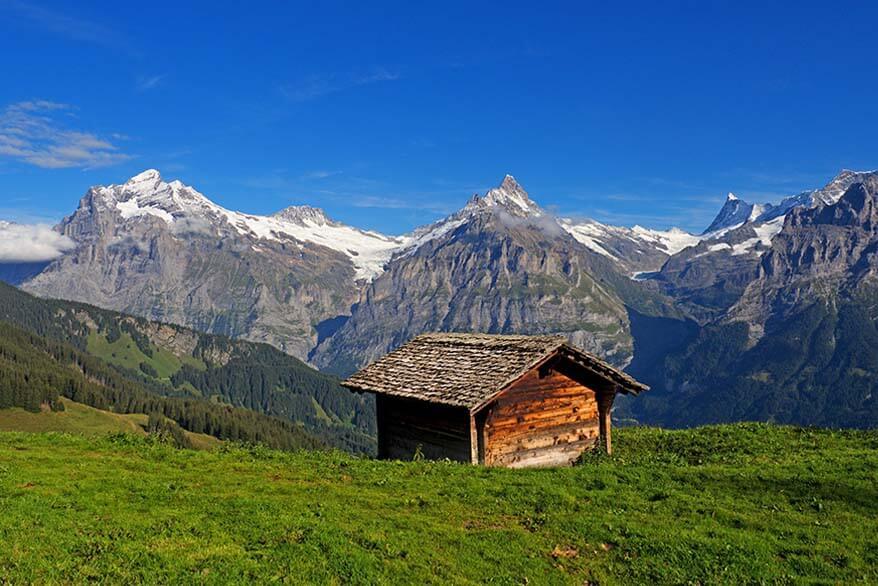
<box><xmin>376</xmin><ymin>395</ymin><xmax>472</xmax><ymax>463</ymax></box>
<box><xmin>480</xmin><ymin>369</ymin><xmax>600</xmax><ymax>468</ymax></box>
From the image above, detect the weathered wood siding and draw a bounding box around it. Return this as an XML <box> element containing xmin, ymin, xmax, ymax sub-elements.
<box><xmin>481</xmin><ymin>369</ymin><xmax>600</xmax><ymax>468</ymax></box>
<box><xmin>376</xmin><ymin>395</ymin><xmax>472</xmax><ymax>462</ymax></box>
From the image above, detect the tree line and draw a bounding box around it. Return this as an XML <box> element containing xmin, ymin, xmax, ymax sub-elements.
<box><xmin>0</xmin><ymin>281</ymin><xmax>376</xmax><ymax>453</ymax></box>
<box><xmin>0</xmin><ymin>320</ymin><xmax>324</xmax><ymax>451</ymax></box>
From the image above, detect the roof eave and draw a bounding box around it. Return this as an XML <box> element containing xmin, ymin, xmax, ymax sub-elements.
<box><xmin>340</xmin><ymin>382</ymin><xmax>475</xmax><ymax>409</ymax></box>
<box><xmin>556</xmin><ymin>343</ymin><xmax>649</xmax><ymax>395</ymax></box>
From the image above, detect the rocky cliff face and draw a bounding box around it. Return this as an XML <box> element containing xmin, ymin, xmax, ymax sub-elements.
<box><xmin>730</xmin><ymin>173</ymin><xmax>878</xmax><ymax>336</ymax></box>
<box><xmin>642</xmin><ymin>170</ymin><xmax>876</xmax><ymax>320</ymax></box>
<box><xmin>312</xmin><ymin>177</ymin><xmax>634</xmax><ymax>375</ymax></box>
<box><xmin>22</xmin><ymin>170</ymin><xmax>373</xmax><ymax>359</ymax></box>
<box><xmin>621</xmin><ymin>174</ymin><xmax>878</xmax><ymax>429</ymax></box>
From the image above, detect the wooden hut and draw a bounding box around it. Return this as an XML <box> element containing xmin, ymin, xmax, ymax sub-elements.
<box><xmin>342</xmin><ymin>333</ymin><xmax>648</xmax><ymax>468</ymax></box>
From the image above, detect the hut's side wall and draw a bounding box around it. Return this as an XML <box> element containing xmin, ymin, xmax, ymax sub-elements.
<box><xmin>376</xmin><ymin>395</ymin><xmax>472</xmax><ymax>462</ymax></box>
<box><xmin>481</xmin><ymin>369</ymin><xmax>600</xmax><ymax>468</ymax></box>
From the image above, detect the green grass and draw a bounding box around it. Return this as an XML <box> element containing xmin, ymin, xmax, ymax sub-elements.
<box><xmin>0</xmin><ymin>399</ymin><xmax>222</xmax><ymax>451</ymax></box>
<box><xmin>0</xmin><ymin>424</ymin><xmax>876</xmax><ymax>584</ymax></box>
<box><xmin>0</xmin><ymin>399</ymin><xmax>147</xmax><ymax>436</ymax></box>
<box><xmin>86</xmin><ymin>331</ymin><xmax>191</xmax><ymax>380</ymax></box>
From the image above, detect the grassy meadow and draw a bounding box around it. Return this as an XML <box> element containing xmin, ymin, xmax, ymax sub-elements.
<box><xmin>0</xmin><ymin>399</ymin><xmax>221</xmax><ymax>451</ymax></box>
<box><xmin>0</xmin><ymin>423</ymin><xmax>876</xmax><ymax>584</ymax></box>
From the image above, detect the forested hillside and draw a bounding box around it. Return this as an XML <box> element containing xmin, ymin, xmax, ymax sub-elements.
<box><xmin>625</xmin><ymin>300</ymin><xmax>878</xmax><ymax>428</ymax></box>
<box><xmin>0</xmin><ymin>283</ymin><xmax>375</xmax><ymax>452</ymax></box>
<box><xmin>0</xmin><ymin>321</ymin><xmax>322</xmax><ymax>450</ymax></box>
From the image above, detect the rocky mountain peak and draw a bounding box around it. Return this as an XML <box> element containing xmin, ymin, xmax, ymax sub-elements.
<box><xmin>272</xmin><ymin>205</ymin><xmax>332</xmax><ymax>226</ymax></box>
<box><xmin>817</xmin><ymin>169</ymin><xmax>878</xmax><ymax>205</ymax></box>
<box><xmin>789</xmin><ymin>174</ymin><xmax>878</xmax><ymax>229</ymax></box>
<box><xmin>466</xmin><ymin>175</ymin><xmax>543</xmax><ymax>218</ymax></box>
<box><xmin>703</xmin><ymin>193</ymin><xmax>756</xmax><ymax>234</ymax></box>
<box><xmin>86</xmin><ymin>169</ymin><xmax>218</xmax><ymax>225</ymax></box>
<box><xmin>500</xmin><ymin>174</ymin><xmax>523</xmax><ymax>191</ymax></box>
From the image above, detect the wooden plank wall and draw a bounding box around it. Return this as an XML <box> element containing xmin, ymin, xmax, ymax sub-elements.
<box><xmin>481</xmin><ymin>369</ymin><xmax>600</xmax><ymax>468</ymax></box>
<box><xmin>376</xmin><ymin>395</ymin><xmax>472</xmax><ymax>463</ymax></box>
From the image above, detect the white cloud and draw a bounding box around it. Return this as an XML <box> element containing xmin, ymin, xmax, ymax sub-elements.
<box><xmin>281</xmin><ymin>68</ymin><xmax>400</xmax><ymax>102</ymax></box>
<box><xmin>0</xmin><ymin>221</ymin><xmax>76</xmax><ymax>262</ymax></box>
<box><xmin>0</xmin><ymin>100</ymin><xmax>131</xmax><ymax>169</ymax></box>
<box><xmin>136</xmin><ymin>74</ymin><xmax>165</xmax><ymax>91</ymax></box>
<box><xmin>2</xmin><ymin>0</ymin><xmax>126</xmax><ymax>48</ymax></box>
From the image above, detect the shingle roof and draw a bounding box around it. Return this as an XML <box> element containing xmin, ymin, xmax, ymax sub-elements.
<box><xmin>342</xmin><ymin>333</ymin><xmax>647</xmax><ymax>410</ymax></box>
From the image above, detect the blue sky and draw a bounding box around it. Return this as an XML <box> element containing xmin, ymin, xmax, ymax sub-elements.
<box><xmin>1</xmin><ymin>0</ymin><xmax>876</xmax><ymax>234</ymax></box>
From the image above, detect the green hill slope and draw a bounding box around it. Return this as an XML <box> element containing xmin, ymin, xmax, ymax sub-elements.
<box><xmin>0</xmin><ymin>398</ymin><xmax>223</xmax><ymax>450</ymax></box>
<box><xmin>0</xmin><ymin>320</ymin><xmax>322</xmax><ymax>451</ymax></box>
<box><xmin>1</xmin><ymin>424</ymin><xmax>876</xmax><ymax>584</ymax></box>
<box><xmin>0</xmin><ymin>282</ymin><xmax>374</xmax><ymax>451</ymax></box>
<box><xmin>0</xmin><ymin>399</ymin><xmax>147</xmax><ymax>436</ymax></box>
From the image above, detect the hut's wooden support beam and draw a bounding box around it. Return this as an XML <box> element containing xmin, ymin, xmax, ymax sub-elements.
<box><xmin>470</xmin><ymin>414</ymin><xmax>479</xmax><ymax>465</ymax></box>
<box><xmin>597</xmin><ymin>387</ymin><xmax>617</xmax><ymax>455</ymax></box>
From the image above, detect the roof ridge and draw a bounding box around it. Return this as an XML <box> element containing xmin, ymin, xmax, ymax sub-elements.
<box><xmin>414</xmin><ymin>332</ymin><xmax>566</xmax><ymax>341</ymax></box>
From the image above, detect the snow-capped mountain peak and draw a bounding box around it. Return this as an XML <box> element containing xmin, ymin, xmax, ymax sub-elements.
<box><xmin>753</xmin><ymin>169</ymin><xmax>878</xmax><ymax>224</ymax></box>
<box><xmin>468</xmin><ymin>174</ymin><xmax>543</xmax><ymax>217</ymax></box>
<box><xmin>93</xmin><ymin>169</ymin><xmax>218</xmax><ymax>225</ymax></box>
<box><xmin>87</xmin><ymin>170</ymin><xmax>403</xmax><ymax>281</ymax></box>
<box><xmin>816</xmin><ymin>169</ymin><xmax>878</xmax><ymax>205</ymax></box>
<box><xmin>703</xmin><ymin>193</ymin><xmax>755</xmax><ymax>234</ymax></box>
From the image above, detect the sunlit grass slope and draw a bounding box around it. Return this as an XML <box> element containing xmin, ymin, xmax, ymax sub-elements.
<box><xmin>0</xmin><ymin>423</ymin><xmax>876</xmax><ymax>584</ymax></box>
<box><xmin>0</xmin><ymin>398</ymin><xmax>221</xmax><ymax>450</ymax></box>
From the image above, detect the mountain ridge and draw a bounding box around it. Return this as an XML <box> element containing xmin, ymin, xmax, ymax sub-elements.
<box><xmin>5</xmin><ymin>167</ymin><xmax>878</xmax><ymax>430</ymax></box>
<box><xmin>622</xmin><ymin>175</ymin><xmax>878</xmax><ymax>428</ymax></box>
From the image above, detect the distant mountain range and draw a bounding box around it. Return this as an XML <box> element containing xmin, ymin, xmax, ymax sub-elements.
<box><xmin>3</xmin><ymin>167</ymin><xmax>877</xmax><ymax>429</ymax></box>
<box><xmin>626</xmin><ymin>173</ymin><xmax>878</xmax><ymax>428</ymax></box>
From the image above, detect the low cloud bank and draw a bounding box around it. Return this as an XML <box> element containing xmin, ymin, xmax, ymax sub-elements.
<box><xmin>0</xmin><ymin>221</ymin><xmax>75</xmax><ymax>262</ymax></box>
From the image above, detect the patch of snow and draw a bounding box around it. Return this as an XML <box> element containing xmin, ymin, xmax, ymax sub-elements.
<box><xmin>701</xmin><ymin>222</ymin><xmax>745</xmax><ymax>240</ymax></box>
<box><xmin>398</xmin><ymin>216</ymin><xmax>467</xmax><ymax>255</ymax></box>
<box><xmin>730</xmin><ymin>215</ymin><xmax>786</xmax><ymax>256</ymax></box>
<box><xmin>748</xmin><ymin>203</ymin><xmax>767</xmax><ymax>222</ymax></box>
<box><xmin>630</xmin><ymin>225</ymin><xmax>703</xmax><ymax>255</ymax></box>
<box><xmin>694</xmin><ymin>215</ymin><xmax>787</xmax><ymax>259</ymax></box>
<box><xmin>754</xmin><ymin>215</ymin><xmax>785</xmax><ymax>244</ymax></box>
<box><xmin>207</xmin><ymin>206</ymin><xmax>403</xmax><ymax>281</ymax></box>
<box><xmin>559</xmin><ymin>217</ymin><xmax>703</xmax><ymax>259</ymax></box>
<box><xmin>630</xmin><ymin>270</ymin><xmax>660</xmax><ymax>281</ymax></box>
<box><xmin>730</xmin><ymin>238</ymin><xmax>760</xmax><ymax>256</ymax></box>
<box><xmin>116</xmin><ymin>197</ymin><xmax>176</xmax><ymax>224</ymax></box>
<box><xmin>559</xmin><ymin>221</ymin><xmax>619</xmax><ymax>259</ymax></box>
